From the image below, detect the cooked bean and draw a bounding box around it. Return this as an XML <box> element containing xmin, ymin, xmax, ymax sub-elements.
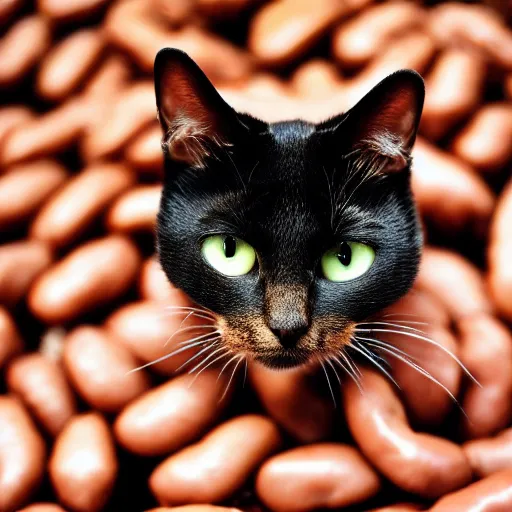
<box><xmin>421</xmin><ymin>49</ymin><xmax>486</xmax><ymax>141</ymax></box>
<box><xmin>0</xmin><ymin>160</ymin><xmax>67</xmax><ymax>229</ymax></box>
<box><xmin>0</xmin><ymin>106</ymin><xmax>33</xmax><ymax>147</ymax></box>
<box><xmin>115</xmin><ymin>371</ymin><xmax>231</xmax><ymax>456</ymax></box>
<box><xmin>83</xmin><ymin>54</ymin><xmax>131</xmax><ymax>99</ymax></box>
<box><xmin>37</xmin><ymin>29</ymin><xmax>105</xmax><ymax>101</ymax></box>
<box><xmin>0</xmin><ymin>397</ymin><xmax>46</xmax><ymax>512</ymax></box>
<box><xmin>7</xmin><ymin>353</ymin><xmax>76</xmax><ymax>436</ymax></box>
<box><xmin>49</xmin><ymin>413</ymin><xmax>118</xmax><ymax>512</ymax></box>
<box><xmin>0</xmin><ymin>306</ymin><xmax>23</xmax><ymax>368</ymax></box>
<box><xmin>458</xmin><ymin>314</ymin><xmax>512</xmax><ymax>439</ymax></box>
<box><xmin>63</xmin><ymin>326</ymin><xmax>149</xmax><ymax>412</ymax></box>
<box><xmin>150</xmin><ymin>415</ymin><xmax>281</xmax><ymax>504</ymax></box>
<box><xmin>291</xmin><ymin>59</ymin><xmax>343</xmax><ymax>98</ymax></box>
<box><xmin>18</xmin><ymin>504</ymin><xmax>66</xmax><ymax>512</ymax></box>
<box><xmin>0</xmin><ymin>15</ymin><xmax>50</xmax><ymax>87</ymax></box>
<box><xmin>0</xmin><ymin>241</ymin><xmax>53</xmax><ymax>307</ymax></box>
<box><xmin>147</xmin><ymin>507</ymin><xmax>241</xmax><ymax>512</ymax></box>
<box><xmin>417</xmin><ymin>247</ymin><xmax>492</xmax><ymax>319</ymax></box>
<box><xmin>429</xmin><ymin>470</ymin><xmax>512</xmax><ymax>511</ymax></box>
<box><xmin>452</xmin><ymin>104</ymin><xmax>512</xmax><ymax>172</ymax></box>
<box><xmin>105</xmin><ymin>184</ymin><xmax>162</xmax><ymax>233</ymax></box>
<box><xmin>332</xmin><ymin>2</ymin><xmax>423</xmax><ymax>67</ymax></box>
<box><xmin>368</xmin><ymin>506</ymin><xmax>422</xmax><ymax>512</ymax></box>
<box><xmin>138</xmin><ymin>257</ymin><xmax>173</xmax><ymax>302</ymax></box>
<box><xmin>29</xmin><ymin>235</ymin><xmax>140</xmax><ymax>323</ymax></box>
<box><xmin>249</xmin><ymin>363</ymin><xmax>334</xmax><ymax>442</ymax></box>
<box><xmin>124</xmin><ymin>123</ymin><xmax>163</xmax><ymax>174</ymax></box>
<box><xmin>343</xmin><ymin>369</ymin><xmax>472</xmax><ymax>498</ymax></box>
<box><xmin>31</xmin><ymin>163</ymin><xmax>135</xmax><ymax>247</ymax></box>
<box><xmin>465</xmin><ymin>429</ymin><xmax>512</xmax><ymax>479</ymax></box>
<box><xmin>38</xmin><ymin>0</ymin><xmax>111</xmax><ymax>21</ymax></box>
<box><xmin>411</xmin><ymin>138</ymin><xmax>495</xmax><ymax>235</ymax></box>
<box><xmin>256</xmin><ymin>443</ymin><xmax>380</xmax><ymax>511</ymax></box>
<box><xmin>0</xmin><ymin>0</ymin><xmax>22</xmax><ymax>25</ymax></box>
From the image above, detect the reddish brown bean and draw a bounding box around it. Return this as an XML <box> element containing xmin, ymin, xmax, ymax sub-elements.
<box><xmin>0</xmin><ymin>306</ymin><xmax>23</xmax><ymax>368</ymax></box>
<box><xmin>105</xmin><ymin>184</ymin><xmax>162</xmax><ymax>233</ymax></box>
<box><xmin>291</xmin><ymin>59</ymin><xmax>343</xmax><ymax>99</ymax></box>
<box><xmin>343</xmin><ymin>369</ymin><xmax>472</xmax><ymax>498</ymax></box>
<box><xmin>148</xmin><ymin>507</ymin><xmax>241</xmax><ymax>512</ymax></box>
<box><xmin>38</xmin><ymin>0</ymin><xmax>110</xmax><ymax>21</ymax></box>
<box><xmin>83</xmin><ymin>54</ymin><xmax>131</xmax><ymax>99</ymax></box>
<box><xmin>49</xmin><ymin>413</ymin><xmax>118</xmax><ymax>512</ymax></box>
<box><xmin>124</xmin><ymin>123</ymin><xmax>163</xmax><ymax>173</ymax></box>
<box><xmin>63</xmin><ymin>326</ymin><xmax>149</xmax><ymax>412</ymax></box>
<box><xmin>31</xmin><ymin>163</ymin><xmax>135</xmax><ymax>247</ymax></box>
<box><xmin>464</xmin><ymin>429</ymin><xmax>512</xmax><ymax>478</ymax></box>
<box><xmin>18</xmin><ymin>504</ymin><xmax>66</xmax><ymax>512</ymax></box>
<box><xmin>138</xmin><ymin>257</ymin><xmax>173</xmax><ymax>302</ymax></box>
<box><xmin>0</xmin><ymin>241</ymin><xmax>53</xmax><ymax>307</ymax></box>
<box><xmin>452</xmin><ymin>104</ymin><xmax>512</xmax><ymax>172</ymax></box>
<box><xmin>421</xmin><ymin>49</ymin><xmax>486</xmax><ymax>141</ymax></box>
<box><xmin>7</xmin><ymin>353</ymin><xmax>77</xmax><ymax>436</ymax></box>
<box><xmin>256</xmin><ymin>444</ymin><xmax>380</xmax><ymax>511</ymax></box>
<box><xmin>37</xmin><ymin>29</ymin><xmax>105</xmax><ymax>101</ymax></box>
<box><xmin>0</xmin><ymin>0</ymin><xmax>22</xmax><ymax>25</ymax></box>
<box><xmin>488</xmin><ymin>179</ymin><xmax>512</xmax><ymax>321</ymax></box>
<box><xmin>29</xmin><ymin>235</ymin><xmax>140</xmax><ymax>323</ymax></box>
<box><xmin>0</xmin><ymin>106</ymin><xmax>33</xmax><ymax>148</ymax></box>
<box><xmin>411</xmin><ymin>138</ymin><xmax>495</xmax><ymax>235</ymax></box>
<box><xmin>150</xmin><ymin>415</ymin><xmax>281</xmax><ymax>505</ymax></box>
<box><xmin>416</xmin><ymin>246</ymin><xmax>492</xmax><ymax>319</ymax></box>
<box><xmin>0</xmin><ymin>15</ymin><xmax>51</xmax><ymax>87</ymax></box>
<box><xmin>0</xmin><ymin>397</ymin><xmax>46</xmax><ymax>512</ymax></box>
<box><xmin>429</xmin><ymin>470</ymin><xmax>512</xmax><ymax>511</ymax></box>
<box><xmin>332</xmin><ymin>2</ymin><xmax>423</xmax><ymax>67</ymax></box>
<box><xmin>115</xmin><ymin>371</ymin><xmax>231</xmax><ymax>456</ymax></box>
<box><xmin>458</xmin><ymin>314</ymin><xmax>512</xmax><ymax>439</ymax></box>
<box><xmin>249</xmin><ymin>363</ymin><xmax>334</xmax><ymax>443</ymax></box>
<box><xmin>368</xmin><ymin>506</ymin><xmax>422</xmax><ymax>512</ymax></box>
<box><xmin>0</xmin><ymin>160</ymin><xmax>67</xmax><ymax>229</ymax></box>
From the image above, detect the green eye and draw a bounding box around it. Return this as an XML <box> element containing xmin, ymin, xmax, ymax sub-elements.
<box><xmin>202</xmin><ymin>235</ymin><xmax>256</xmax><ymax>276</ymax></box>
<box><xmin>321</xmin><ymin>242</ymin><xmax>375</xmax><ymax>282</ymax></box>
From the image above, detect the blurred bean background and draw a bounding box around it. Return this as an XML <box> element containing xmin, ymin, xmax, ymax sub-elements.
<box><xmin>1</xmin><ymin>0</ymin><xmax>512</xmax><ymax>511</ymax></box>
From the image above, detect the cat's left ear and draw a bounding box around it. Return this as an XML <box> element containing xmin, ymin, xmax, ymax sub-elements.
<box><xmin>154</xmin><ymin>48</ymin><xmax>247</xmax><ymax>168</ymax></box>
<box><xmin>341</xmin><ymin>70</ymin><xmax>425</xmax><ymax>173</ymax></box>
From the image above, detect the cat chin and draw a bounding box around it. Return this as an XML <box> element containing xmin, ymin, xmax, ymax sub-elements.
<box><xmin>253</xmin><ymin>351</ymin><xmax>312</xmax><ymax>370</ymax></box>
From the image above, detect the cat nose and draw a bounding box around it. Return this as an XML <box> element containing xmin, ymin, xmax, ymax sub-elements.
<box><xmin>270</xmin><ymin>324</ymin><xmax>309</xmax><ymax>348</ymax></box>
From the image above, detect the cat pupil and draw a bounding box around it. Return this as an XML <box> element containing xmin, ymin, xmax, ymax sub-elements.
<box><xmin>223</xmin><ymin>236</ymin><xmax>237</xmax><ymax>258</ymax></box>
<box><xmin>337</xmin><ymin>243</ymin><xmax>352</xmax><ymax>266</ymax></box>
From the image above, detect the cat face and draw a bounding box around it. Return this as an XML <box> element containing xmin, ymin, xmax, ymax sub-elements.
<box><xmin>154</xmin><ymin>49</ymin><xmax>424</xmax><ymax>370</ymax></box>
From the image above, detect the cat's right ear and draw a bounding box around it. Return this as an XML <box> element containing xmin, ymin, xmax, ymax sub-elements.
<box><xmin>154</xmin><ymin>48</ymin><xmax>246</xmax><ymax>168</ymax></box>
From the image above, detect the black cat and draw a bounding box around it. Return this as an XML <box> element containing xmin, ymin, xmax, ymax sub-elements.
<box><xmin>154</xmin><ymin>48</ymin><xmax>424</xmax><ymax>371</ymax></box>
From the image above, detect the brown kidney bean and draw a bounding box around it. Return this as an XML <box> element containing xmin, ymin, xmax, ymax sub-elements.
<box><xmin>291</xmin><ymin>59</ymin><xmax>343</xmax><ymax>99</ymax></box>
<box><xmin>0</xmin><ymin>0</ymin><xmax>22</xmax><ymax>25</ymax></box>
<box><xmin>0</xmin><ymin>241</ymin><xmax>53</xmax><ymax>308</ymax></box>
<box><xmin>29</xmin><ymin>235</ymin><xmax>140</xmax><ymax>323</ymax></box>
<box><xmin>63</xmin><ymin>325</ymin><xmax>149</xmax><ymax>412</ymax></box>
<box><xmin>428</xmin><ymin>3</ymin><xmax>512</xmax><ymax>70</ymax></box>
<box><xmin>421</xmin><ymin>49</ymin><xmax>486</xmax><ymax>141</ymax></box>
<box><xmin>249</xmin><ymin>363</ymin><xmax>334</xmax><ymax>443</ymax></box>
<box><xmin>7</xmin><ymin>353</ymin><xmax>77</xmax><ymax>436</ymax></box>
<box><xmin>452</xmin><ymin>103</ymin><xmax>512</xmax><ymax>173</ymax></box>
<box><xmin>114</xmin><ymin>371</ymin><xmax>231</xmax><ymax>456</ymax></box>
<box><xmin>83</xmin><ymin>54</ymin><xmax>131</xmax><ymax>99</ymax></box>
<box><xmin>138</xmin><ymin>257</ymin><xmax>173</xmax><ymax>302</ymax></box>
<box><xmin>151</xmin><ymin>0</ymin><xmax>196</xmax><ymax>25</ymax></box>
<box><xmin>332</xmin><ymin>2</ymin><xmax>423</xmax><ymax>68</ymax></box>
<box><xmin>343</xmin><ymin>369</ymin><xmax>472</xmax><ymax>498</ymax></box>
<box><xmin>411</xmin><ymin>138</ymin><xmax>495</xmax><ymax>235</ymax></box>
<box><xmin>0</xmin><ymin>99</ymin><xmax>92</xmax><ymax>167</ymax></box>
<box><xmin>416</xmin><ymin>247</ymin><xmax>492</xmax><ymax>320</ymax></box>
<box><xmin>457</xmin><ymin>314</ymin><xmax>512</xmax><ymax>439</ymax></box>
<box><xmin>147</xmin><ymin>507</ymin><xmax>242</xmax><ymax>512</ymax></box>
<box><xmin>0</xmin><ymin>307</ymin><xmax>23</xmax><ymax>368</ymax></box>
<box><xmin>249</xmin><ymin>0</ymin><xmax>355</xmax><ymax>67</ymax></box>
<box><xmin>150</xmin><ymin>414</ymin><xmax>281</xmax><ymax>505</ymax></box>
<box><xmin>105</xmin><ymin>184</ymin><xmax>162</xmax><ymax>233</ymax></box>
<box><xmin>124</xmin><ymin>123</ymin><xmax>163</xmax><ymax>174</ymax></box>
<box><xmin>38</xmin><ymin>0</ymin><xmax>110</xmax><ymax>21</ymax></box>
<box><xmin>464</xmin><ymin>429</ymin><xmax>512</xmax><ymax>478</ymax></box>
<box><xmin>37</xmin><ymin>29</ymin><xmax>105</xmax><ymax>101</ymax></box>
<box><xmin>0</xmin><ymin>160</ymin><xmax>67</xmax><ymax>229</ymax></box>
<box><xmin>31</xmin><ymin>163</ymin><xmax>134</xmax><ymax>247</ymax></box>
<box><xmin>0</xmin><ymin>397</ymin><xmax>46</xmax><ymax>512</ymax></box>
<box><xmin>0</xmin><ymin>106</ymin><xmax>33</xmax><ymax>147</ymax></box>
<box><xmin>105</xmin><ymin>296</ymin><xmax>215</xmax><ymax>374</ymax></box>
<box><xmin>429</xmin><ymin>470</ymin><xmax>512</xmax><ymax>512</ymax></box>
<box><xmin>49</xmin><ymin>413</ymin><xmax>118</xmax><ymax>512</ymax></box>
<box><xmin>0</xmin><ymin>15</ymin><xmax>51</xmax><ymax>87</ymax></box>
<box><xmin>256</xmin><ymin>443</ymin><xmax>380</xmax><ymax>511</ymax></box>
<box><xmin>197</xmin><ymin>0</ymin><xmax>252</xmax><ymax>17</ymax></box>
<box><xmin>18</xmin><ymin>505</ymin><xmax>66</xmax><ymax>512</ymax></box>
<box><xmin>368</xmin><ymin>506</ymin><xmax>423</xmax><ymax>512</ymax></box>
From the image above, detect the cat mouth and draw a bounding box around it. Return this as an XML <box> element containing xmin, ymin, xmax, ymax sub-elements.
<box><xmin>252</xmin><ymin>347</ymin><xmax>313</xmax><ymax>370</ymax></box>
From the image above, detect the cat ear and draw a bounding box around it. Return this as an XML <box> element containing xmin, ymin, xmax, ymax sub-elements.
<box><xmin>154</xmin><ymin>48</ymin><xmax>245</xmax><ymax>168</ymax></box>
<box><xmin>342</xmin><ymin>70</ymin><xmax>425</xmax><ymax>173</ymax></box>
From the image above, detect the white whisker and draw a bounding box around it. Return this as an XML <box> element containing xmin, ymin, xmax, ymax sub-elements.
<box><xmin>188</xmin><ymin>350</ymin><xmax>230</xmax><ymax>388</ymax></box>
<box><xmin>188</xmin><ymin>346</ymin><xmax>228</xmax><ymax>375</ymax></box>
<box><xmin>164</xmin><ymin>324</ymin><xmax>218</xmax><ymax>346</ymax></box>
<box><xmin>332</xmin><ymin>355</ymin><xmax>364</xmax><ymax>394</ymax></box>
<box><xmin>350</xmin><ymin>342</ymin><xmax>400</xmax><ymax>390</ymax></box>
<box><xmin>174</xmin><ymin>341</ymin><xmax>220</xmax><ymax>372</ymax></box>
<box><xmin>357</xmin><ymin>321</ymin><xmax>427</xmax><ymax>335</ymax></box>
<box><xmin>221</xmin><ymin>355</ymin><xmax>244</xmax><ymax>402</ymax></box>
<box><xmin>320</xmin><ymin>361</ymin><xmax>337</xmax><ymax>407</ymax></box>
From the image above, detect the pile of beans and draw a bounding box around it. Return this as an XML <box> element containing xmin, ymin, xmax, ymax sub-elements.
<box><xmin>1</xmin><ymin>0</ymin><xmax>512</xmax><ymax>510</ymax></box>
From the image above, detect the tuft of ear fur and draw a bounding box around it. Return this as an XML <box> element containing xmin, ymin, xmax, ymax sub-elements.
<box><xmin>338</xmin><ymin>70</ymin><xmax>425</xmax><ymax>174</ymax></box>
<box><xmin>154</xmin><ymin>48</ymin><xmax>243</xmax><ymax>168</ymax></box>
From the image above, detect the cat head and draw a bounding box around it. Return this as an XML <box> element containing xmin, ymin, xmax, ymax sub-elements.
<box><xmin>154</xmin><ymin>48</ymin><xmax>424</xmax><ymax>370</ymax></box>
